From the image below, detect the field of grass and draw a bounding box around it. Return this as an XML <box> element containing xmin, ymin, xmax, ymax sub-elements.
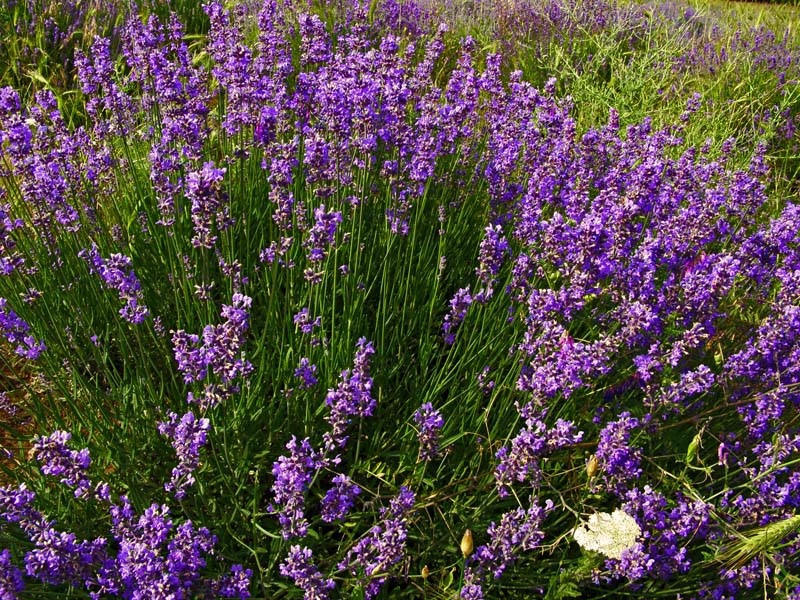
<box><xmin>0</xmin><ymin>0</ymin><xmax>799</xmax><ymax>598</ymax></box>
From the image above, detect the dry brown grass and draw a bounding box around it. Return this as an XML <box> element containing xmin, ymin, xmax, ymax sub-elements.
<box><xmin>0</xmin><ymin>349</ymin><xmax>51</xmax><ymax>484</ymax></box>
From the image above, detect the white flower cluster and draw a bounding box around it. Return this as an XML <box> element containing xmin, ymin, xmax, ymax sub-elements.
<box><xmin>572</xmin><ymin>509</ymin><xmax>641</xmax><ymax>559</ymax></box>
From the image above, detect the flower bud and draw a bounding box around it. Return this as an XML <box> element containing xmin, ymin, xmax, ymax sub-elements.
<box><xmin>586</xmin><ymin>454</ymin><xmax>599</xmax><ymax>478</ymax></box>
<box><xmin>460</xmin><ymin>529</ymin><xmax>474</xmax><ymax>558</ymax></box>
<box><xmin>421</xmin><ymin>565</ymin><xmax>430</xmax><ymax>580</ymax></box>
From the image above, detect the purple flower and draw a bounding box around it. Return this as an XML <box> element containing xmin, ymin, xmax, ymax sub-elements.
<box><xmin>0</xmin><ymin>484</ymin><xmax>37</xmax><ymax>527</ymax></box>
<box><xmin>293</xmin><ymin>308</ymin><xmax>321</xmax><ymax>335</ymax></box>
<box><xmin>79</xmin><ymin>245</ymin><xmax>149</xmax><ymax>324</ymax></box>
<box><xmin>476</xmin><ymin>225</ymin><xmax>510</xmax><ymax>288</ymax></box>
<box><xmin>172</xmin><ymin>294</ymin><xmax>253</xmax><ymax>409</ymax></box>
<box><xmin>515</xmin><ymin>319</ymin><xmax>616</xmax><ymax>399</ymax></box>
<box><xmin>0</xmin><ymin>477</ymin><xmax>249</xmax><ymax>598</ymax></box>
<box><xmin>204</xmin><ymin>1</ymin><xmax>259</xmax><ymax>137</ymax></box>
<box><xmin>323</xmin><ymin>338</ymin><xmax>376</xmax><ymax>452</ymax></box>
<box><xmin>0</xmin><ymin>203</ymin><xmax>24</xmax><ymax>276</ymax></box>
<box><xmin>460</xmin><ymin>568</ymin><xmax>485</xmax><ymax>599</ymax></box>
<box><xmin>186</xmin><ymin>161</ymin><xmax>229</xmax><ymax>249</ymax></box>
<box><xmin>463</xmin><ymin>498</ymin><xmax>553</xmax><ymax>596</ymax></box>
<box><xmin>610</xmin><ymin>543</ymin><xmax>654</xmax><ymax>581</ymax></box>
<box><xmin>209</xmin><ymin>564</ymin><xmax>252</xmax><ymax>600</ymax></box>
<box><xmin>294</xmin><ymin>358</ymin><xmax>319</xmax><ymax>389</ymax></box>
<box><xmin>320</xmin><ymin>474</ymin><xmax>360</xmax><ymax>523</ymax></box>
<box><xmin>595</xmin><ymin>412</ymin><xmax>642</xmax><ymax>493</ymax></box>
<box><xmin>259</xmin><ymin>236</ymin><xmax>294</xmax><ymax>265</ymax></box>
<box><xmin>717</xmin><ymin>442</ymin><xmax>729</xmax><ymax>467</ymax></box>
<box><xmin>412</xmin><ymin>403</ymin><xmax>444</xmax><ymax>461</ymax></box>
<box><xmin>338</xmin><ymin>487</ymin><xmax>415</xmax><ymax>599</ymax></box>
<box><xmin>172</xmin><ymin>330</ymin><xmax>207</xmax><ymax>383</ymax></box>
<box><xmin>120</xmin><ymin>10</ymin><xmax>211</xmax><ymax>224</ymax></box>
<box><xmin>442</xmin><ymin>287</ymin><xmax>473</xmax><ymax>345</ymax></box>
<box><xmin>477</xmin><ymin>366</ymin><xmax>495</xmax><ymax>394</ymax></box>
<box><xmin>157</xmin><ymin>411</ymin><xmax>210</xmax><ymax>500</ymax></box>
<box><xmin>279</xmin><ymin>545</ymin><xmax>334</xmax><ymax>600</ymax></box>
<box><xmin>194</xmin><ymin>282</ymin><xmax>214</xmax><ymax>300</ymax></box>
<box><xmin>0</xmin><ymin>87</ymin><xmax>20</xmax><ymax>116</ymax></box>
<box><xmin>0</xmin><ymin>393</ymin><xmax>17</xmax><ymax>418</ymax></box>
<box><xmin>649</xmin><ymin>365</ymin><xmax>715</xmax><ymax>413</ymax></box>
<box><xmin>297</xmin><ymin>14</ymin><xmax>331</xmax><ymax>66</ymax></box>
<box><xmin>0</xmin><ymin>482</ymin><xmax>106</xmax><ymax>589</ymax></box>
<box><xmin>207</xmin><ymin>293</ymin><xmax>253</xmax><ymax>381</ymax></box>
<box><xmin>75</xmin><ymin>37</ymin><xmax>135</xmax><ymax>136</ymax></box>
<box><xmin>99</xmin><ymin>495</ymin><xmax>248</xmax><ymax>599</ymax></box>
<box><xmin>31</xmin><ymin>431</ymin><xmax>92</xmax><ymax>499</ymax></box>
<box><xmin>304</xmin><ymin>205</ymin><xmax>343</xmax><ymax>264</ymax></box>
<box><xmin>613</xmin><ymin>486</ymin><xmax>711</xmax><ymax>581</ymax></box>
<box><xmin>0</xmin><ymin>548</ymin><xmax>24</xmax><ymax>599</ymax></box>
<box><xmin>476</xmin><ymin>500</ymin><xmax>552</xmax><ymax>578</ymax></box>
<box><xmin>270</xmin><ymin>436</ymin><xmax>323</xmax><ymax>539</ymax></box>
<box><xmin>24</xmin><ymin>528</ymin><xmax>107</xmax><ymax>588</ymax></box>
<box><xmin>0</xmin><ymin>298</ymin><xmax>45</xmax><ymax>359</ymax></box>
<box><xmin>495</xmin><ymin>407</ymin><xmax>583</xmax><ymax>497</ymax></box>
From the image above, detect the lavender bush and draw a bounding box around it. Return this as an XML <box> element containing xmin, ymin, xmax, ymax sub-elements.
<box><xmin>1</xmin><ymin>0</ymin><xmax>800</xmax><ymax>598</ymax></box>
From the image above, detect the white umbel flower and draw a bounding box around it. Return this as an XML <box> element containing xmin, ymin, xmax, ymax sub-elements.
<box><xmin>572</xmin><ymin>509</ymin><xmax>641</xmax><ymax>559</ymax></box>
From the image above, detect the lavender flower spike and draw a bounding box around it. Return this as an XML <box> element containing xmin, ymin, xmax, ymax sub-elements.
<box><xmin>0</xmin><ymin>548</ymin><xmax>24</xmax><ymax>598</ymax></box>
<box><xmin>171</xmin><ymin>294</ymin><xmax>253</xmax><ymax>409</ymax></box>
<box><xmin>320</xmin><ymin>474</ymin><xmax>360</xmax><ymax>522</ymax></box>
<box><xmin>157</xmin><ymin>410</ymin><xmax>211</xmax><ymax>500</ymax></box>
<box><xmin>494</xmin><ymin>407</ymin><xmax>583</xmax><ymax>497</ymax></box>
<box><xmin>413</xmin><ymin>402</ymin><xmax>444</xmax><ymax>461</ymax></box>
<box><xmin>0</xmin><ymin>298</ymin><xmax>45</xmax><ymax>359</ymax></box>
<box><xmin>32</xmin><ymin>431</ymin><xmax>92</xmax><ymax>498</ymax></box>
<box><xmin>79</xmin><ymin>245</ymin><xmax>149</xmax><ymax>324</ymax></box>
<box><xmin>338</xmin><ymin>487</ymin><xmax>415</xmax><ymax>599</ymax></box>
<box><xmin>305</xmin><ymin>205</ymin><xmax>343</xmax><ymax>263</ymax></box>
<box><xmin>323</xmin><ymin>338</ymin><xmax>376</xmax><ymax>452</ymax></box>
<box><xmin>294</xmin><ymin>358</ymin><xmax>319</xmax><ymax>389</ymax></box>
<box><xmin>270</xmin><ymin>436</ymin><xmax>323</xmax><ymax>539</ymax></box>
<box><xmin>279</xmin><ymin>545</ymin><xmax>335</xmax><ymax>600</ymax></box>
<box><xmin>185</xmin><ymin>161</ymin><xmax>229</xmax><ymax>249</ymax></box>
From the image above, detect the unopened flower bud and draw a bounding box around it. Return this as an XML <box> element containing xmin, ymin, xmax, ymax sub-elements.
<box><xmin>421</xmin><ymin>565</ymin><xmax>430</xmax><ymax>580</ymax></box>
<box><xmin>586</xmin><ymin>454</ymin><xmax>599</xmax><ymax>478</ymax></box>
<box><xmin>460</xmin><ymin>529</ymin><xmax>474</xmax><ymax>558</ymax></box>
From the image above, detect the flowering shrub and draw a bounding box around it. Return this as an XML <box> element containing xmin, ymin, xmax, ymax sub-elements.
<box><xmin>0</xmin><ymin>0</ymin><xmax>799</xmax><ymax>598</ymax></box>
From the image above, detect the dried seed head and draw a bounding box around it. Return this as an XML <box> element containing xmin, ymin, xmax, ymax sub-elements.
<box><xmin>460</xmin><ymin>529</ymin><xmax>474</xmax><ymax>558</ymax></box>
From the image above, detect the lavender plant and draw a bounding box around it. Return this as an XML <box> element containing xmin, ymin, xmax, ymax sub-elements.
<box><xmin>0</xmin><ymin>0</ymin><xmax>799</xmax><ymax>598</ymax></box>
